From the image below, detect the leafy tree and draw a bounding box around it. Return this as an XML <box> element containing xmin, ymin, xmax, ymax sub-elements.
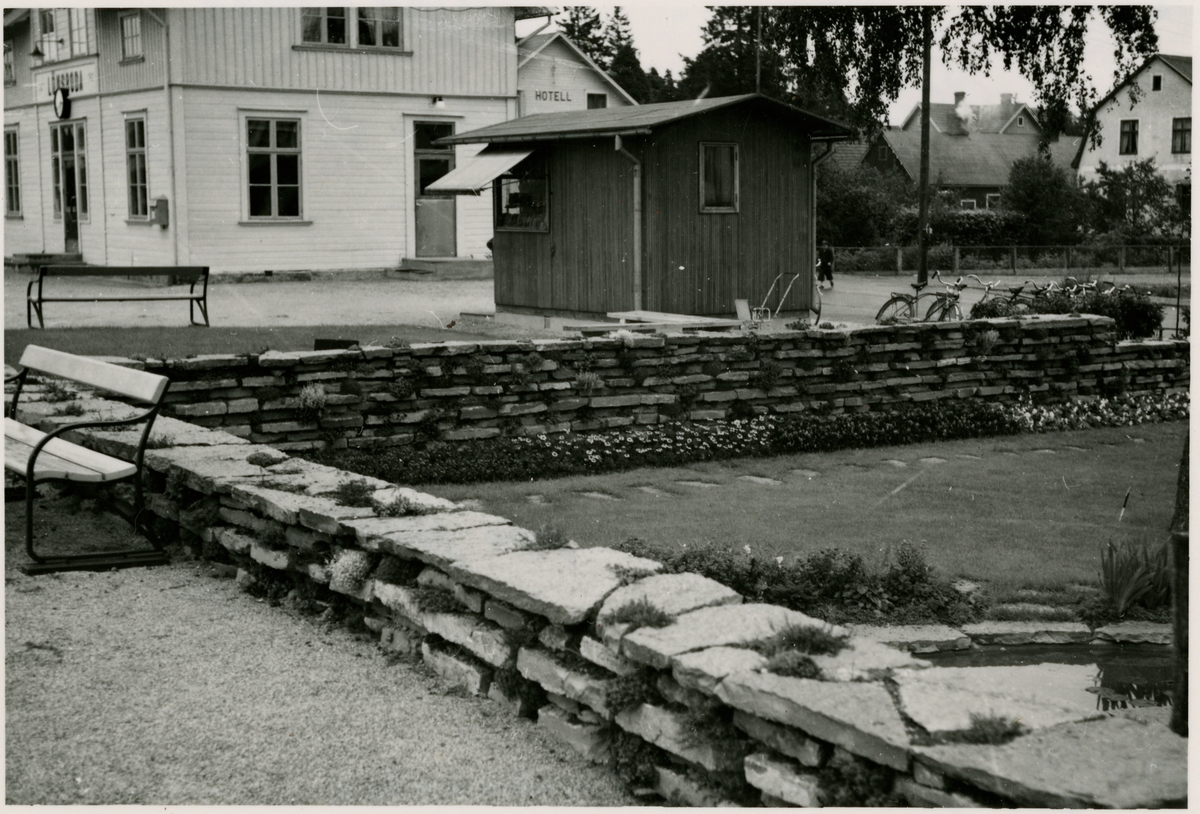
<box><xmin>1002</xmin><ymin>155</ymin><xmax>1088</xmax><ymax>245</ymax></box>
<box><xmin>1084</xmin><ymin>158</ymin><xmax>1185</xmax><ymax>240</ymax></box>
<box><xmin>557</xmin><ymin>7</ymin><xmax>607</xmax><ymax>69</ymax></box>
<box><xmin>816</xmin><ymin>162</ymin><xmax>915</xmax><ymax>246</ymax></box>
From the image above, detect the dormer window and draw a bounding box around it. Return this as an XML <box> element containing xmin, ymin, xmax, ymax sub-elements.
<box><xmin>1152</xmin><ymin>75</ymin><xmax>1162</xmax><ymax>91</ymax></box>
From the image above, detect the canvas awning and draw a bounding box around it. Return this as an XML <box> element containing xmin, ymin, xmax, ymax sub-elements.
<box><xmin>424</xmin><ymin>147</ymin><xmax>534</xmax><ymax>195</ymax></box>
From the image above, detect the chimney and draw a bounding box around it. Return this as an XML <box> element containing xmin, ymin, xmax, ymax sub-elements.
<box><xmin>954</xmin><ymin>92</ymin><xmax>966</xmax><ymax>105</ymax></box>
<box><xmin>1000</xmin><ymin>93</ymin><xmax>1013</xmax><ymax>107</ymax></box>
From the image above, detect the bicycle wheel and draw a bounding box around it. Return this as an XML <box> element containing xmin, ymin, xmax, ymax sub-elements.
<box><xmin>925</xmin><ymin>299</ymin><xmax>963</xmax><ymax>322</ymax></box>
<box><xmin>876</xmin><ymin>296</ymin><xmax>914</xmax><ymax>324</ymax></box>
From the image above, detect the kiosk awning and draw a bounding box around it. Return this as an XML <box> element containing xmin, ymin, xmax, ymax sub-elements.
<box><xmin>425</xmin><ymin>147</ymin><xmax>534</xmax><ymax>195</ymax></box>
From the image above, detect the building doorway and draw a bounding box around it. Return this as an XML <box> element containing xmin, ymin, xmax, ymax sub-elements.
<box><xmin>414</xmin><ymin>121</ymin><xmax>455</xmax><ymax>257</ymax></box>
<box><xmin>51</xmin><ymin>121</ymin><xmax>86</xmax><ymax>254</ymax></box>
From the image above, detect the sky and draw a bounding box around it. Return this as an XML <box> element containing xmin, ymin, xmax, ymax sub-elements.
<box><xmin>536</xmin><ymin>4</ymin><xmax>1194</xmax><ymax>124</ymax></box>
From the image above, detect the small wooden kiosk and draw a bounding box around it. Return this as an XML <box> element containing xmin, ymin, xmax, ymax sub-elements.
<box><xmin>430</xmin><ymin>94</ymin><xmax>854</xmax><ymax>322</ymax></box>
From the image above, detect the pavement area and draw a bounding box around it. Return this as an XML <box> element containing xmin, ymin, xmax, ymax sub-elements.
<box><xmin>3</xmin><ymin>268</ymin><xmax>1187</xmax><ymax>334</ymax></box>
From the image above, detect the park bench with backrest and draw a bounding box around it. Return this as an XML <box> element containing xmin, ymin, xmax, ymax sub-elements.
<box><xmin>5</xmin><ymin>345</ymin><xmax>172</xmax><ymax>574</ymax></box>
<box><xmin>27</xmin><ymin>265</ymin><xmax>210</xmax><ymax>328</ymax></box>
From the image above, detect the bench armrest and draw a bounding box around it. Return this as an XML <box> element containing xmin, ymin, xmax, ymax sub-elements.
<box><xmin>20</xmin><ymin>402</ymin><xmax>165</xmax><ymax>481</ymax></box>
<box><xmin>4</xmin><ymin>366</ymin><xmax>28</xmax><ymax>418</ymax></box>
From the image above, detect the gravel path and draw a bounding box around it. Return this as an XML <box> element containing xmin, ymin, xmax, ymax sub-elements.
<box><xmin>5</xmin><ymin>495</ymin><xmax>634</xmax><ymax>806</ymax></box>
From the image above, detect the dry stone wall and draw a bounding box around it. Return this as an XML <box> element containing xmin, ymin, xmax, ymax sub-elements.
<box><xmin>139</xmin><ymin>316</ymin><xmax>1189</xmax><ymax>452</ymax></box>
<box><xmin>8</xmin><ymin>379</ymin><xmax>1187</xmax><ymax>809</ymax></box>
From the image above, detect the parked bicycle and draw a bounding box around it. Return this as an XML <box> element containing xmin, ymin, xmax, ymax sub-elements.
<box><xmin>875</xmin><ymin>271</ymin><xmax>968</xmax><ymax>323</ymax></box>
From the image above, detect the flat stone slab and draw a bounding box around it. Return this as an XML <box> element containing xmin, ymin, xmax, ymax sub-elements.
<box><xmin>791</xmin><ymin>469</ymin><xmax>819</xmax><ymax>478</ymax></box>
<box><xmin>145</xmin><ymin>444</ymin><xmax>287</xmax><ymax>492</ymax></box>
<box><xmin>371</xmin><ymin>485</ymin><xmax>458</xmax><ymax>514</ymax></box>
<box><xmin>85</xmin><ymin>416</ymin><xmax>250</xmax><ymax>459</ymax></box>
<box><xmin>227</xmin><ymin>483</ymin><xmax>376</xmax><ymax>532</ymax></box>
<box><xmin>1093</xmin><ymin>621</ymin><xmax>1172</xmax><ymax>644</ymax></box>
<box><xmin>894</xmin><ymin>664</ymin><xmax>1102</xmax><ymax>734</ymax></box>
<box><xmin>525</xmin><ymin>494</ymin><xmax>548</xmax><ymax>504</ymax></box>
<box><xmin>811</xmin><ymin>637</ymin><xmax>927</xmax><ymax>682</ymax></box>
<box><xmin>849</xmin><ymin>624</ymin><xmax>971</xmax><ymax>653</ymax></box>
<box><xmin>672</xmin><ymin>646</ymin><xmax>768</xmax><ymax>696</ymax></box>
<box><xmin>882</xmin><ymin>459</ymin><xmax>908</xmax><ymax>468</ymax></box>
<box><xmin>716</xmin><ymin>671</ymin><xmax>911</xmax><ymax>771</ymax></box>
<box><xmin>260</xmin><ymin>458</ymin><xmax>391</xmax><ymax>496</ymax></box>
<box><xmin>344</xmin><ymin>511</ymin><xmax>511</xmax><ymax>549</ymax></box>
<box><xmin>737</xmin><ymin>475</ymin><xmax>782</xmax><ymax>485</ymax></box>
<box><xmin>914</xmin><ymin>715</ymin><xmax>1187</xmax><ymax>808</ymax></box>
<box><xmin>615</xmin><ymin>703</ymin><xmax>750</xmax><ymax>773</ymax></box>
<box><xmin>377</xmin><ymin>526</ymin><xmax>538</xmax><ymax>571</ymax></box>
<box><xmin>674</xmin><ymin>480</ymin><xmax>720</xmax><ymax>488</ymax></box>
<box><xmin>517</xmin><ymin>647</ymin><xmax>615</xmax><ymax>718</ymax></box>
<box><xmin>622</xmin><ymin>603</ymin><xmax>844</xmax><ymax>670</ymax></box>
<box><xmin>743</xmin><ymin>751</ymin><xmax>822</xmax><ymax>806</ymax></box>
<box><xmin>962</xmin><ymin>621</ymin><xmax>1091</xmax><ymax>645</ymax></box>
<box><xmin>596</xmin><ymin>573</ymin><xmax>742</xmax><ymax>647</ymax></box>
<box><xmin>636</xmin><ymin>486</ymin><xmax>669</xmax><ymax>496</ymax></box>
<box><xmin>733</xmin><ymin>710</ymin><xmax>829</xmax><ymax>767</ymax></box>
<box><xmin>918</xmin><ymin>457</ymin><xmax>947</xmax><ymax>464</ymax></box>
<box><xmin>443</xmin><ymin>547</ymin><xmax>662</xmax><ymax>625</ymax></box>
<box><xmin>578</xmin><ymin>491</ymin><xmax>619</xmax><ymax>500</ymax></box>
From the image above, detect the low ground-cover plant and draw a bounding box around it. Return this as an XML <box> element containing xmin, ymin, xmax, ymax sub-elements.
<box><xmin>936</xmin><ymin>713</ymin><xmax>1027</xmax><ymax>745</ymax></box>
<box><xmin>308</xmin><ymin>393</ymin><xmax>1185</xmax><ymax>487</ymax></box>
<box><xmin>601</xmin><ymin>597</ymin><xmax>675</xmax><ymax>632</ymax></box>
<box><xmin>969</xmin><ymin>288</ymin><xmax>1163</xmax><ymax>339</ymax></box>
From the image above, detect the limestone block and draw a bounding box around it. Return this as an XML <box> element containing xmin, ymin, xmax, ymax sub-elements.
<box><xmin>743</xmin><ymin>752</ymin><xmax>822</xmax><ymax>807</ymax></box>
<box><xmin>913</xmin><ymin>715</ymin><xmax>1187</xmax><ymax>808</ymax></box>
<box><xmin>848</xmin><ymin>624</ymin><xmax>971</xmax><ymax>653</ymax></box>
<box><xmin>656</xmin><ymin>673</ymin><xmax>717</xmax><ymax>712</ymax></box>
<box><xmin>214</xmin><ymin>527</ymin><xmax>254</xmax><ymax>555</ymax></box>
<box><xmin>913</xmin><ymin>760</ymin><xmax>946</xmax><ymax>789</ymax></box>
<box><xmin>893</xmin><ymin>664</ymin><xmax>1104</xmax><ymax>734</ymax></box>
<box><xmin>1092</xmin><ymin>621</ymin><xmax>1172</xmax><ymax>645</ymax></box>
<box><xmin>148</xmin><ymin>493</ymin><xmax>180</xmax><ymax>522</ymax></box>
<box><xmin>615</xmin><ymin>703</ymin><xmax>750</xmax><ymax>773</ymax></box>
<box><xmin>444</xmin><ymin>547</ymin><xmax>661</xmax><ymax>626</ymax></box>
<box><xmin>961</xmin><ymin>621</ymin><xmax>1091</xmax><ymax>645</ymax></box>
<box><xmin>622</xmin><ymin>603</ymin><xmax>844</xmax><ymax>670</ymax></box>
<box><xmin>484</xmin><ymin>598</ymin><xmax>539</xmax><ymax>630</ymax></box>
<box><xmin>546</xmin><ymin>691</ymin><xmax>584</xmax><ymax>715</ymax></box>
<box><xmin>536</xmin><ymin>705</ymin><xmax>611</xmax><ymax>764</ymax></box>
<box><xmin>672</xmin><ymin>646</ymin><xmax>768</xmax><ymax>695</ymax></box>
<box><xmin>416</xmin><ymin>567</ymin><xmax>484</xmax><ymax>613</ymax></box>
<box><xmin>345</xmin><ymin>510</ymin><xmax>511</xmax><ymax>550</ymax></box>
<box><xmin>516</xmin><ymin>647</ymin><xmax>615</xmax><ymax>718</ymax></box>
<box><xmin>893</xmin><ymin>777</ymin><xmax>984</xmax><ymax>807</ymax></box>
<box><xmin>810</xmin><ymin>637</ymin><xmax>928</xmax><ymax>681</ymax></box>
<box><xmin>421</xmin><ymin>640</ymin><xmax>492</xmax><ymax>696</ymax></box>
<box><xmin>249</xmin><ymin>541</ymin><xmax>292</xmax><ymax>570</ymax></box>
<box><xmin>487</xmin><ymin>680</ymin><xmax>542</xmax><ymax>719</ymax></box>
<box><xmin>145</xmin><ymin>444</ymin><xmax>283</xmax><ymax>491</ymax></box>
<box><xmin>595</xmin><ymin>572</ymin><xmax>741</xmax><ymax>647</ymax></box>
<box><xmin>420</xmin><ymin>611</ymin><xmax>514</xmax><ymax>669</ymax></box>
<box><xmin>716</xmin><ymin>672</ymin><xmax>910</xmax><ymax>771</ymax></box>
<box><xmin>579</xmin><ymin>635</ymin><xmax>639</xmax><ymax>676</ymax></box>
<box><xmin>229</xmin><ymin>484</ymin><xmax>374</xmax><ymax>532</ymax></box>
<box><xmin>538</xmin><ymin>624</ymin><xmax>575</xmax><ymax>652</ymax></box>
<box><xmin>655</xmin><ymin>765</ymin><xmax>737</xmax><ymax>808</ymax></box>
<box><xmin>732</xmin><ymin>710</ymin><xmax>829</xmax><ymax>767</ymax></box>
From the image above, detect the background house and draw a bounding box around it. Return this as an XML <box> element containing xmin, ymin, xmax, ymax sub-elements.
<box><xmin>517</xmin><ymin>31</ymin><xmax>636</xmax><ymax>115</ymax></box>
<box><xmin>1073</xmin><ymin>53</ymin><xmax>1191</xmax><ymax>211</ymax></box>
<box><xmin>3</xmin><ymin>7</ymin><xmax>630</xmax><ymax>276</ymax></box>
<box><xmin>428</xmin><ymin>94</ymin><xmax>852</xmax><ymax>324</ymax></box>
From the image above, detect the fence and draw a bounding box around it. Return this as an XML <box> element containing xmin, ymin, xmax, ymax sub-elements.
<box><xmin>837</xmin><ymin>244</ymin><xmax>1191</xmax><ymax>277</ymax></box>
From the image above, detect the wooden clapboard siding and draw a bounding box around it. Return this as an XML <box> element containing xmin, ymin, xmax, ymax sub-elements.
<box><xmin>95</xmin><ymin>9</ymin><xmax>168</xmax><ymax>95</ymax></box>
<box><xmin>177</xmin><ymin>87</ymin><xmax>506</xmax><ymax>272</ymax></box>
<box><xmin>174</xmin><ymin>7</ymin><xmax>515</xmax><ymax>98</ymax></box>
<box><xmin>3</xmin><ymin>18</ymin><xmax>37</xmax><ymax>109</ymax></box>
<box><xmin>518</xmin><ymin>39</ymin><xmax>630</xmax><ymax>116</ymax></box>
<box><xmin>643</xmin><ymin>104</ymin><xmax>812</xmax><ymax>316</ymax></box>
<box><xmin>99</xmin><ymin>89</ymin><xmax>174</xmax><ymax>266</ymax></box>
<box><xmin>3</xmin><ymin>108</ymin><xmax>42</xmax><ymax>255</ymax></box>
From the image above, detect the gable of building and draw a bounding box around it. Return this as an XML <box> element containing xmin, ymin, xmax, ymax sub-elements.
<box><xmin>901</xmin><ymin>95</ymin><xmax>1042</xmax><ymax>136</ymax></box>
<box><xmin>517</xmin><ymin>31</ymin><xmax>637</xmax><ymax>110</ymax></box>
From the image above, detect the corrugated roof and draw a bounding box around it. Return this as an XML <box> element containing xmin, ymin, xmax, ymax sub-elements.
<box><xmin>882</xmin><ymin>130</ymin><xmax>1044</xmax><ymax>187</ymax></box>
<box><xmin>437</xmin><ymin>94</ymin><xmax>854</xmax><ymax>145</ymax></box>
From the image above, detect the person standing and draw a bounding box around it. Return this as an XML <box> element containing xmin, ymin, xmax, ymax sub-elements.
<box><xmin>817</xmin><ymin>241</ymin><xmax>835</xmax><ymax>289</ymax></box>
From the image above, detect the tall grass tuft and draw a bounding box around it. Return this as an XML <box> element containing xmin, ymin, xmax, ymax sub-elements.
<box><xmin>1099</xmin><ymin>538</ymin><xmax>1171</xmax><ymax>616</ymax></box>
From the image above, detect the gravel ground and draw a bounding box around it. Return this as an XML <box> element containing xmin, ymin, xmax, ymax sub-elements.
<box><xmin>5</xmin><ymin>491</ymin><xmax>635</xmax><ymax>806</ymax></box>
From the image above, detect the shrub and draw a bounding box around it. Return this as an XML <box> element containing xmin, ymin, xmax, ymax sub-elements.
<box><xmin>528</xmin><ymin>524</ymin><xmax>571</xmax><ymax>551</ymax></box>
<box><xmin>297</xmin><ymin>383</ymin><xmax>327</xmax><ymax>421</ymax></box>
<box><xmin>53</xmin><ymin>402</ymin><xmax>85</xmax><ymax>417</ymax></box>
<box><xmin>938</xmin><ymin>713</ymin><xmax>1027</xmax><ymax>745</ymax></box>
<box><xmin>764</xmin><ymin>650</ymin><xmax>821</xmax><ymax>678</ymax></box>
<box><xmin>329</xmin><ymin>478</ymin><xmax>376</xmax><ymax>507</ymax></box>
<box><xmin>370</xmin><ymin>555</ymin><xmax>423</xmax><ymax>586</ymax></box>
<box><xmin>327</xmin><ymin>548</ymin><xmax>376</xmax><ymax>594</ymax></box>
<box><xmin>606</xmin><ymin>669</ymin><xmax>663</xmax><ymax>713</ymax></box>
<box><xmin>575</xmin><ymin>370</ymin><xmax>603</xmax><ymax>393</ymax></box>
<box><xmin>246</xmin><ymin>451</ymin><xmax>286</xmax><ymax>468</ymax></box>
<box><xmin>817</xmin><ymin>749</ymin><xmax>897</xmax><ymax>807</ymax></box>
<box><xmin>372</xmin><ymin>492</ymin><xmax>437</xmax><ymax>517</ymax></box>
<box><xmin>754</xmin><ymin>622</ymin><xmax>850</xmax><ymax>657</ymax></box>
<box><xmin>602</xmin><ymin>597</ymin><xmax>675</xmax><ymax>632</ymax></box>
<box><xmin>388</xmin><ymin>376</ymin><xmax>417</xmax><ymax>401</ymax></box>
<box><xmin>1099</xmin><ymin>538</ymin><xmax>1171</xmax><ymax>617</ymax></box>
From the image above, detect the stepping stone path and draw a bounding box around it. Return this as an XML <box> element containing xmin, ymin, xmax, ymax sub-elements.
<box><xmin>578</xmin><ymin>491</ymin><xmax>619</xmax><ymax>501</ymax></box>
<box><xmin>882</xmin><ymin>459</ymin><xmax>907</xmax><ymax>468</ymax></box>
<box><xmin>526</xmin><ymin>494</ymin><xmax>548</xmax><ymax>505</ymax></box>
<box><xmin>918</xmin><ymin>457</ymin><xmax>947</xmax><ymax>465</ymax></box>
<box><xmin>790</xmin><ymin>469</ymin><xmax>819</xmax><ymax>479</ymax></box>
<box><xmin>1032</xmin><ymin>448</ymin><xmax>1056</xmax><ymax>454</ymax></box>
<box><xmin>737</xmin><ymin>475</ymin><xmax>782</xmax><ymax>485</ymax></box>
<box><xmin>956</xmin><ymin>453</ymin><xmax>982</xmax><ymax>460</ymax></box>
<box><xmin>1062</xmin><ymin>445</ymin><xmax>1087</xmax><ymax>451</ymax></box>
<box><xmin>635</xmin><ymin>486</ymin><xmax>669</xmax><ymax>497</ymax></box>
<box><xmin>675</xmin><ymin>480</ymin><xmax>721</xmax><ymax>488</ymax></box>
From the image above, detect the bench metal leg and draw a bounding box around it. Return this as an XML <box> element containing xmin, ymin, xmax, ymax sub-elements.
<box><xmin>27</xmin><ymin>298</ymin><xmax>44</xmax><ymax>329</ymax></box>
<box><xmin>190</xmin><ymin>296</ymin><xmax>210</xmax><ymax>327</ymax></box>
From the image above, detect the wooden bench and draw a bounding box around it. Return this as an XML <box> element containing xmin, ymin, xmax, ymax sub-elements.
<box><xmin>28</xmin><ymin>265</ymin><xmax>210</xmax><ymax>328</ymax></box>
<box><xmin>5</xmin><ymin>345</ymin><xmax>172</xmax><ymax>574</ymax></box>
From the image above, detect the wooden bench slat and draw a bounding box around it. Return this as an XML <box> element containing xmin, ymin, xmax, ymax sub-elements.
<box><xmin>38</xmin><ymin>294</ymin><xmax>203</xmax><ymax>302</ymax></box>
<box><xmin>18</xmin><ymin>346</ymin><xmax>169</xmax><ymax>404</ymax></box>
<box><xmin>5</xmin><ymin>418</ymin><xmax>137</xmax><ymax>482</ymax></box>
<box><xmin>39</xmin><ymin>265</ymin><xmax>207</xmax><ymax>279</ymax></box>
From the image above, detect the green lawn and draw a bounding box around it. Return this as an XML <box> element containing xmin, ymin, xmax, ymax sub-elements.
<box><xmin>4</xmin><ymin>323</ymin><xmax>493</xmax><ymax>365</ymax></box>
<box><xmin>420</xmin><ymin>422</ymin><xmax>1187</xmax><ymax>597</ymax></box>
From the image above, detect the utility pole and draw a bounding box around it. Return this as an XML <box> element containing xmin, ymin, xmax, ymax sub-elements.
<box><xmin>917</xmin><ymin>5</ymin><xmax>932</xmax><ymax>286</ymax></box>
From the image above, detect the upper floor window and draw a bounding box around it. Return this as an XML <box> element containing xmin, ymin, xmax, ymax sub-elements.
<box><xmin>302</xmin><ymin>7</ymin><xmax>347</xmax><ymax>45</ymax></box>
<box><xmin>700</xmin><ymin>142</ymin><xmax>738</xmax><ymax>213</ymax></box>
<box><xmin>120</xmin><ymin>12</ymin><xmax>143</xmax><ymax>60</ymax></box>
<box><xmin>247</xmin><ymin>118</ymin><xmax>302</xmax><ymax>219</ymax></box>
<box><xmin>125</xmin><ymin>117</ymin><xmax>148</xmax><ymax>218</ymax></box>
<box><xmin>587</xmin><ymin>93</ymin><xmax>607</xmax><ymax>109</ymax></box>
<box><xmin>357</xmin><ymin>7</ymin><xmax>401</xmax><ymax>48</ymax></box>
<box><xmin>1152</xmin><ymin>75</ymin><xmax>1163</xmax><ymax>91</ymax></box>
<box><xmin>5</xmin><ymin>128</ymin><xmax>20</xmax><ymax>217</ymax></box>
<box><xmin>39</xmin><ymin>9</ymin><xmax>55</xmax><ymax>37</ymax></box>
<box><xmin>4</xmin><ymin>42</ymin><xmax>13</xmax><ymax>86</ymax></box>
<box><xmin>68</xmin><ymin>8</ymin><xmax>88</xmax><ymax>56</ymax></box>
<box><xmin>1172</xmin><ymin>118</ymin><xmax>1191</xmax><ymax>154</ymax></box>
<box><xmin>1119</xmin><ymin>120</ymin><xmax>1139</xmax><ymax>155</ymax></box>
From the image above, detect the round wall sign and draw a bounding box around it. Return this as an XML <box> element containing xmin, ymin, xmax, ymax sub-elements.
<box><xmin>53</xmin><ymin>87</ymin><xmax>71</xmax><ymax>119</ymax></box>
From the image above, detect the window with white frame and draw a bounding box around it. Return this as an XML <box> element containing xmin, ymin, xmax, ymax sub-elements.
<box><xmin>357</xmin><ymin>7</ymin><xmax>401</xmax><ymax>48</ymax></box>
<box><xmin>50</xmin><ymin>121</ymin><xmax>88</xmax><ymax>219</ymax></box>
<box><xmin>247</xmin><ymin>118</ymin><xmax>302</xmax><ymax>218</ymax></box>
<box><xmin>125</xmin><ymin>117</ymin><xmax>148</xmax><ymax>218</ymax></box>
<box><xmin>302</xmin><ymin>7</ymin><xmax>347</xmax><ymax>45</ymax></box>
<box><xmin>4</xmin><ymin>42</ymin><xmax>13</xmax><ymax>86</ymax></box>
<box><xmin>5</xmin><ymin>128</ymin><xmax>20</xmax><ymax>216</ymax></box>
<box><xmin>120</xmin><ymin>11</ymin><xmax>143</xmax><ymax>60</ymax></box>
<box><xmin>38</xmin><ymin>9</ymin><xmax>55</xmax><ymax>37</ymax></box>
<box><xmin>985</xmin><ymin>193</ymin><xmax>1001</xmax><ymax>209</ymax></box>
<box><xmin>68</xmin><ymin>8</ymin><xmax>88</xmax><ymax>56</ymax></box>
<box><xmin>960</xmin><ymin>199</ymin><xmax>977</xmax><ymax>210</ymax></box>
<box><xmin>700</xmin><ymin>142</ymin><xmax>738</xmax><ymax>213</ymax></box>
